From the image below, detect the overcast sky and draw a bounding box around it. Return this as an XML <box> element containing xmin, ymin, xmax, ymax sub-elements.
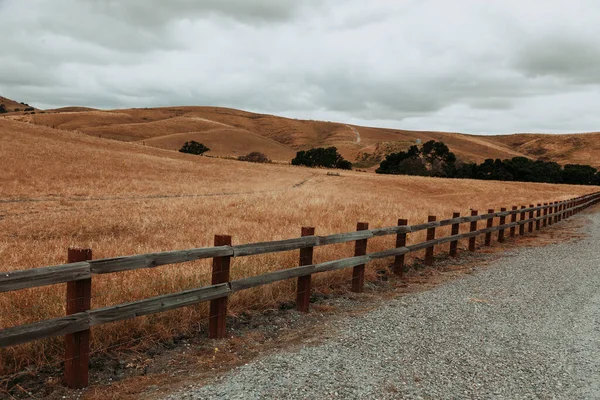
<box><xmin>1</xmin><ymin>0</ymin><xmax>599</xmax><ymax>134</ymax></box>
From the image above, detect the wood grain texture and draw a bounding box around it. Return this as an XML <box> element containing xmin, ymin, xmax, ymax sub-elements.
<box><xmin>90</xmin><ymin>246</ymin><xmax>233</xmax><ymax>274</ymax></box>
<box><xmin>0</xmin><ymin>262</ymin><xmax>90</xmax><ymax>293</ymax></box>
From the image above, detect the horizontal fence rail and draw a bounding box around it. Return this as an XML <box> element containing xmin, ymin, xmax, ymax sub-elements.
<box><xmin>1</xmin><ymin>191</ymin><xmax>599</xmax><ymax>388</ymax></box>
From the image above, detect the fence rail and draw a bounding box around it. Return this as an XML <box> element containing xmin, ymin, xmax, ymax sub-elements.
<box><xmin>1</xmin><ymin>191</ymin><xmax>600</xmax><ymax>388</ymax></box>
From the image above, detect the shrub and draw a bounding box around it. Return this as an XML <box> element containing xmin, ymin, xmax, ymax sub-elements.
<box><xmin>179</xmin><ymin>141</ymin><xmax>210</xmax><ymax>155</ymax></box>
<box><xmin>0</xmin><ymin>104</ymin><xmax>7</xmax><ymax>114</ymax></box>
<box><xmin>291</xmin><ymin>146</ymin><xmax>352</xmax><ymax>170</ymax></box>
<box><xmin>238</xmin><ymin>152</ymin><xmax>271</xmax><ymax>163</ymax></box>
<box><xmin>24</xmin><ymin>107</ymin><xmax>34</xmax><ymax>112</ymax></box>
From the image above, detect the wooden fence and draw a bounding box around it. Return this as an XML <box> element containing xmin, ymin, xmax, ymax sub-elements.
<box><xmin>1</xmin><ymin>192</ymin><xmax>600</xmax><ymax>388</ymax></box>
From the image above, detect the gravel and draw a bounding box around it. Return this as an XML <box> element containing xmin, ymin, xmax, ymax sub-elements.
<box><xmin>164</xmin><ymin>212</ymin><xmax>600</xmax><ymax>400</ymax></box>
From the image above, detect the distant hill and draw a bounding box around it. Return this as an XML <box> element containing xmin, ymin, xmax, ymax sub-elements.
<box><xmin>0</xmin><ymin>96</ymin><xmax>36</xmax><ymax>113</ymax></box>
<box><xmin>1</xmin><ymin>98</ymin><xmax>599</xmax><ymax>168</ymax></box>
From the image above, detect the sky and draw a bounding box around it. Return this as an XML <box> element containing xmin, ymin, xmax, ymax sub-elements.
<box><xmin>1</xmin><ymin>0</ymin><xmax>599</xmax><ymax>134</ymax></box>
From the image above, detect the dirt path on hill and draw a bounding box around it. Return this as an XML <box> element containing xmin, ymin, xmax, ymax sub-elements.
<box><xmin>165</xmin><ymin>209</ymin><xmax>600</xmax><ymax>400</ymax></box>
<box><xmin>346</xmin><ymin>125</ymin><xmax>361</xmax><ymax>144</ymax></box>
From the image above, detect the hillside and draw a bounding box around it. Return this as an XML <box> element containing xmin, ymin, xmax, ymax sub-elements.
<box><xmin>0</xmin><ymin>96</ymin><xmax>36</xmax><ymax>113</ymax></box>
<box><xmin>485</xmin><ymin>132</ymin><xmax>600</xmax><ymax>168</ymax></box>
<box><xmin>2</xmin><ymin>105</ymin><xmax>526</xmax><ymax>165</ymax></box>
<box><xmin>1</xmin><ymin>95</ymin><xmax>600</xmax><ymax>167</ymax></box>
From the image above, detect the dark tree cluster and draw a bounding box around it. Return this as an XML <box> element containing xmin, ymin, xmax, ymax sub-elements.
<box><xmin>238</xmin><ymin>151</ymin><xmax>271</xmax><ymax>163</ymax></box>
<box><xmin>179</xmin><ymin>141</ymin><xmax>210</xmax><ymax>155</ymax></box>
<box><xmin>376</xmin><ymin>140</ymin><xmax>457</xmax><ymax>177</ymax></box>
<box><xmin>292</xmin><ymin>147</ymin><xmax>352</xmax><ymax>170</ymax></box>
<box><xmin>377</xmin><ymin>140</ymin><xmax>600</xmax><ymax>186</ymax></box>
<box><xmin>0</xmin><ymin>104</ymin><xmax>7</xmax><ymax>114</ymax></box>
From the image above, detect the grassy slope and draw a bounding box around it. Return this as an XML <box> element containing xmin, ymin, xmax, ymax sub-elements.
<box><xmin>3</xmin><ymin>93</ymin><xmax>600</xmax><ymax>167</ymax></box>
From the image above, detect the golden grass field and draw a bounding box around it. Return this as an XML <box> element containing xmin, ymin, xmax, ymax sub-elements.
<box><xmin>0</xmin><ymin>117</ymin><xmax>596</xmax><ymax>379</ymax></box>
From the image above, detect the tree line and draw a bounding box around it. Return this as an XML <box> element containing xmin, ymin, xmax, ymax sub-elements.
<box><xmin>376</xmin><ymin>140</ymin><xmax>600</xmax><ymax>186</ymax></box>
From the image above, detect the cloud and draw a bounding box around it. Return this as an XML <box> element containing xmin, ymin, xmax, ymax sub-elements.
<box><xmin>1</xmin><ymin>0</ymin><xmax>599</xmax><ymax>134</ymax></box>
<box><xmin>512</xmin><ymin>35</ymin><xmax>600</xmax><ymax>84</ymax></box>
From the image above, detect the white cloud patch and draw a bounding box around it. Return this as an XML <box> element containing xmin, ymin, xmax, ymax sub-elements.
<box><xmin>1</xmin><ymin>0</ymin><xmax>599</xmax><ymax>134</ymax></box>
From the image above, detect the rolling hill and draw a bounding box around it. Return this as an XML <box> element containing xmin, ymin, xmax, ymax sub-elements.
<box><xmin>1</xmin><ymin>95</ymin><xmax>599</xmax><ymax>168</ymax></box>
<box><xmin>0</xmin><ymin>95</ymin><xmax>36</xmax><ymax>113</ymax></box>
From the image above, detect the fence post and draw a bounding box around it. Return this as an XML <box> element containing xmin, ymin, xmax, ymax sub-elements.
<box><xmin>543</xmin><ymin>203</ymin><xmax>548</xmax><ymax>227</ymax></box>
<box><xmin>209</xmin><ymin>235</ymin><xmax>232</xmax><ymax>339</ymax></box>
<box><xmin>535</xmin><ymin>204</ymin><xmax>541</xmax><ymax>230</ymax></box>
<box><xmin>519</xmin><ymin>206</ymin><xmax>526</xmax><ymax>235</ymax></box>
<box><xmin>528</xmin><ymin>205</ymin><xmax>534</xmax><ymax>233</ymax></box>
<box><xmin>498</xmin><ymin>208</ymin><xmax>506</xmax><ymax>243</ymax></box>
<box><xmin>558</xmin><ymin>203</ymin><xmax>563</xmax><ymax>222</ymax></box>
<box><xmin>394</xmin><ymin>219</ymin><xmax>408</xmax><ymax>275</ymax></box>
<box><xmin>510</xmin><ymin>206</ymin><xmax>517</xmax><ymax>237</ymax></box>
<box><xmin>569</xmin><ymin>200</ymin><xmax>573</xmax><ymax>217</ymax></box>
<box><xmin>424</xmin><ymin>216</ymin><xmax>436</xmax><ymax>266</ymax></box>
<box><xmin>469</xmin><ymin>210</ymin><xmax>478</xmax><ymax>251</ymax></box>
<box><xmin>485</xmin><ymin>209</ymin><xmax>494</xmax><ymax>246</ymax></box>
<box><xmin>554</xmin><ymin>202</ymin><xmax>559</xmax><ymax>224</ymax></box>
<box><xmin>449</xmin><ymin>212</ymin><xmax>460</xmax><ymax>257</ymax></box>
<box><xmin>351</xmin><ymin>222</ymin><xmax>369</xmax><ymax>293</ymax></box>
<box><xmin>64</xmin><ymin>248</ymin><xmax>92</xmax><ymax>389</ymax></box>
<box><xmin>548</xmin><ymin>202</ymin><xmax>554</xmax><ymax>225</ymax></box>
<box><xmin>296</xmin><ymin>227</ymin><xmax>315</xmax><ymax>313</ymax></box>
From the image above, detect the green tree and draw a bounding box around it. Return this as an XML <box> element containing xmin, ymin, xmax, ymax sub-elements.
<box><xmin>291</xmin><ymin>147</ymin><xmax>352</xmax><ymax>170</ymax></box>
<box><xmin>179</xmin><ymin>141</ymin><xmax>210</xmax><ymax>155</ymax></box>
<box><xmin>562</xmin><ymin>164</ymin><xmax>597</xmax><ymax>185</ymax></box>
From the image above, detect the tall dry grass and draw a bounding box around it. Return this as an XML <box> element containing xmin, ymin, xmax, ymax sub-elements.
<box><xmin>0</xmin><ymin>119</ymin><xmax>595</xmax><ymax>377</ymax></box>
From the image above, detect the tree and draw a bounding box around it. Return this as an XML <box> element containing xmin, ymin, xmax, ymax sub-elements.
<box><xmin>420</xmin><ymin>140</ymin><xmax>457</xmax><ymax>177</ymax></box>
<box><xmin>376</xmin><ymin>145</ymin><xmax>423</xmax><ymax>172</ymax></box>
<box><xmin>238</xmin><ymin>152</ymin><xmax>271</xmax><ymax>163</ymax></box>
<box><xmin>376</xmin><ymin>146</ymin><xmax>426</xmax><ymax>175</ymax></box>
<box><xmin>179</xmin><ymin>141</ymin><xmax>210</xmax><ymax>155</ymax></box>
<box><xmin>562</xmin><ymin>164</ymin><xmax>597</xmax><ymax>185</ymax></box>
<box><xmin>0</xmin><ymin>104</ymin><xmax>7</xmax><ymax>114</ymax></box>
<box><xmin>291</xmin><ymin>147</ymin><xmax>352</xmax><ymax>170</ymax></box>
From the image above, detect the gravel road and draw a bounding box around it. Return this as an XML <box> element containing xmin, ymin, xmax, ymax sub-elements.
<box><xmin>165</xmin><ymin>211</ymin><xmax>600</xmax><ymax>400</ymax></box>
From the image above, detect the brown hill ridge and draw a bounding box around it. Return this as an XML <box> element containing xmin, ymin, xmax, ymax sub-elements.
<box><xmin>1</xmin><ymin>96</ymin><xmax>599</xmax><ymax>168</ymax></box>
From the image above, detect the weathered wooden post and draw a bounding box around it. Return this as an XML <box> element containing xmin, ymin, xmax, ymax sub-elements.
<box><xmin>510</xmin><ymin>206</ymin><xmax>517</xmax><ymax>238</ymax></box>
<box><xmin>519</xmin><ymin>206</ymin><xmax>526</xmax><ymax>235</ymax></box>
<box><xmin>449</xmin><ymin>212</ymin><xmax>460</xmax><ymax>257</ymax></box>
<box><xmin>65</xmin><ymin>248</ymin><xmax>92</xmax><ymax>389</ymax></box>
<box><xmin>498</xmin><ymin>208</ymin><xmax>506</xmax><ymax>243</ymax></box>
<box><xmin>485</xmin><ymin>209</ymin><xmax>494</xmax><ymax>246</ymax></box>
<box><xmin>554</xmin><ymin>203</ymin><xmax>559</xmax><ymax>224</ymax></box>
<box><xmin>424</xmin><ymin>216</ymin><xmax>436</xmax><ymax>266</ymax></box>
<box><xmin>548</xmin><ymin>202</ymin><xmax>554</xmax><ymax>226</ymax></box>
<box><xmin>209</xmin><ymin>235</ymin><xmax>232</xmax><ymax>339</ymax></box>
<box><xmin>351</xmin><ymin>222</ymin><xmax>369</xmax><ymax>293</ymax></box>
<box><xmin>535</xmin><ymin>204</ymin><xmax>541</xmax><ymax>230</ymax></box>
<box><xmin>558</xmin><ymin>203</ymin><xmax>563</xmax><ymax>222</ymax></box>
<box><xmin>394</xmin><ymin>219</ymin><xmax>408</xmax><ymax>275</ymax></box>
<box><xmin>469</xmin><ymin>210</ymin><xmax>478</xmax><ymax>251</ymax></box>
<box><xmin>543</xmin><ymin>203</ymin><xmax>548</xmax><ymax>227</ymax></box>
<box><xmin>296</xmin><ymin>227</ymin><xmax>315</xmax><ymax>313</ymax></box>
<box><xmin>528</xmin><ymin>204</ymin><xmax>534</xmax><ymax>233</ymax></box>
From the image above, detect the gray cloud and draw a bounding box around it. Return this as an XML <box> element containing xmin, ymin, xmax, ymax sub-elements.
<box><xmin>1</xmin><ymin>0</ymin><xmax>600</xmax><ymax>134</ymax></box>
<box><xmin>513</xmin><ymin>35</ymin><xmax>600</xmax><ymax>84</ymax></box>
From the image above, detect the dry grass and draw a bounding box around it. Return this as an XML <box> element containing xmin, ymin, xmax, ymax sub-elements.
<box><xmin>488</xmin><ymin>132</ymin><xmax>600</xmax><ymax>168</ymax></box>
<box><xmin>0</xmin><ymin>118</ymin><xmax>595</xmax><ymax>379</ymax></box>
<box><xmin>4</xmin><ymin>98</ymin><xmax>600</xmax><ymax>167</ymax></box>
<box><xmin>1</xmin><ymin>105</ymin><xmax>529</xmax><ymax>166</ymax></box>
